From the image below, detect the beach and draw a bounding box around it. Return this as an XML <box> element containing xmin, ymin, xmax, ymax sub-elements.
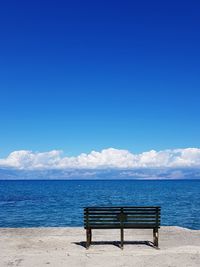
<box><xmin>0</xmin><ymin>226</ymin><xmax>200</xmax><ymax>267</ymax></box>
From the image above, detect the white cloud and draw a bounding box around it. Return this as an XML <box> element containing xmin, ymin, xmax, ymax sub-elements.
<box><xmin>0</xmin><ymin>147</ymin><xmax>200</xmax><ymax>170</ymax></box>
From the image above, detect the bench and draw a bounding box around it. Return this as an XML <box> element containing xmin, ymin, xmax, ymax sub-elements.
<box><xmin>84</xmin><ymin>206</ymin><xmax>161</xmax><ymax>249</ymax></box>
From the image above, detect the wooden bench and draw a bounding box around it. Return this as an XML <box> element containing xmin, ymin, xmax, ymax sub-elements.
<box><xmin>84</xmin><ymin>206</ymin><xmax>161</xmax><ymax>249</ymax></box>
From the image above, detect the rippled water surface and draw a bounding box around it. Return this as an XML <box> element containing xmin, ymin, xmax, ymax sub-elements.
<box><xmin>0</xmin><ymin>180</ymin><xmax>199</xmax><ymax>229</ymax></box>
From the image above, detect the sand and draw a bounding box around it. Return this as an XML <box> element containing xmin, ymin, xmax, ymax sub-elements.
<box><xmin>0</xmin><ymin>226</ymin><xmax>200</xmax><ymax>267</ymax></box>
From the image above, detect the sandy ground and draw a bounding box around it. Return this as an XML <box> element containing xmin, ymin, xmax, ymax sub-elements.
<box><xmin>0</xmin><ymin>226</ymin><xmax>200</xmax><ymax>267</ymax></box>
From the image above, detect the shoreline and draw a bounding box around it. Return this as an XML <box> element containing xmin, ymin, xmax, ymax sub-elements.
<box><xmin>1</xmin><ymin>226</ymin><xmax>200</xmax><ymax>266</ymax></box>
<box><xmin>0</xmin><ymin>225</ymin><xmax>199</xmax><ymax>231</ymax></box>
<box><xmin>0</xmin><ymin>225</ymin><xmax>199</xmax><ymax>230</ymax></box>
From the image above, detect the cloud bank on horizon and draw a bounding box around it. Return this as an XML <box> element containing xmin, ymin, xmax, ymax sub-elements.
<box><xmin>0</xmin><ymin>147</ymin><xmax>200</xmax><ymax>170</ymax></box>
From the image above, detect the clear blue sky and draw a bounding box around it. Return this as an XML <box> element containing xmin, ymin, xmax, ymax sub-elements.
<box><xmin>0</xmin><ymin>0</ymin><xmax>200</xmax><ymax>157</ymax></box>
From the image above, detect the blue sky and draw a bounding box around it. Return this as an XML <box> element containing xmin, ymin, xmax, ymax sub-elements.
<box><xmin>0</xmin><ymin>0</ymin><xmax>200</xmax><ymax>158</ymax></box>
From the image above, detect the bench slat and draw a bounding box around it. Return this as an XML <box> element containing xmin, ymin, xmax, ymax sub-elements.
<box><xmin>84</xmin><ymin>212</ymin><xmax>159</xmax><ymax>217</ymax></box>
<box><xmin>84</xmin><ymin>225</ymin><xmax>160</xmax><ymax>229</ymax></box>
<box><xmin>85</xmin><ymin>206</ymin><xmax>160</xmax><ymax>209</ymax></box>
<box><xmin>85</xmin><ymin>215</ymin><xmax>160</xmax><ymax>219</ymax></box>
<box><xmin>85</xmin><ymin>221</ymin><xmax>160</xmax><ymax>225</ymax></box>
<box><xmin>85</xmin><ymin>208</ymin><xmax>159</xmax><ymax>212</ymax></box>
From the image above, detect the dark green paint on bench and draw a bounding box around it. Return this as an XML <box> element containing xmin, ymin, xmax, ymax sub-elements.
<box><xmin>84</xmin><ymin>206</ymin><xmax>161</xmax><ymax>249</ymax></box>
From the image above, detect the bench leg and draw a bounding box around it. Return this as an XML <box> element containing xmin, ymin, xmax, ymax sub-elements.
<box><xmin>120</xmin><ymin>228</ymin><xmax>124</xmax><ymax>249</ymax></box>
<box><xmin>153</xmin><ymin>228</ymin><xmax>159</xmax><ymax>248</ymax></box>
<box><xmin>86</xmin><ymin>229</ymin><xmax>92</xmax><ymax>249</ymax></box>
<box><xmin>89</xmin><ymin>229</ymin><xmax>92</xmax><ymax>244</ymax></box>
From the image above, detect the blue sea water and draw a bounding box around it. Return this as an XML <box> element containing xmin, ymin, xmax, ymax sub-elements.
<box><xmin>0</xmin><ymin>180</ymin><xmax>199</xmax><ymax>229</ymax></box>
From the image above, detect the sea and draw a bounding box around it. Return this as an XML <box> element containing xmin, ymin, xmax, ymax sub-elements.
<box><xmin>0</xmin><ymin>180</ymin><xmax>199</xmax><ymax>229</ymax></box>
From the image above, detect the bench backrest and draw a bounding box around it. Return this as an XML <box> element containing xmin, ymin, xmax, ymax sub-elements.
<box><xmin>84</xmin><ymin>206</ymin><xmax>160</xmax><ymax>229</ymax></box>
